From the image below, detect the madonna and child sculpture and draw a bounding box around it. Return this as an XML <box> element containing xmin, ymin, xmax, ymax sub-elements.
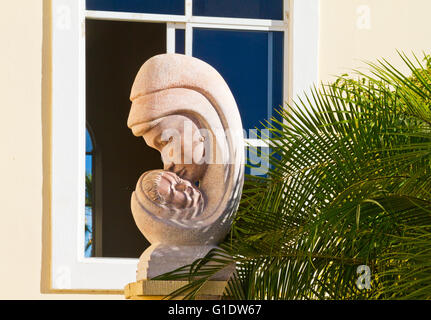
<box><xmin>127</xmin><ymin>54</ymin><xmax>244</xmax><ymax>280</ymax></box>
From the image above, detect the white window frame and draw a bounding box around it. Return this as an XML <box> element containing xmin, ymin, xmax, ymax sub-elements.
<box><xmin>49</xmin><ymin>0</ymin><xmax>319</xmax><ymax>291</ymax></box>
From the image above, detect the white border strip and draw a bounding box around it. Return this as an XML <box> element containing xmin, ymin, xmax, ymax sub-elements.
<box><xmin>189</xmin><ymin>23</ymin><xmax>284</xmax><ymax>32</ymax></box>
<box><xmin>190</xmin><ymin>16</ymin><xmax>285</xmax><ymax>28</ymax></box>
<box><xmin>85</xmin><ymin>10</ymin><xmax>285</xmax><ymax>29</ymax></box>
<box><xmin>166</xmin><ymin>23</ymin><xmax>176</xmax><ymax>53</ymax></box>
<box><xmin>52</xmin><ymin>0</ymin><xmax>138</xmax><ymax>291</ymax></box>
<box><xmin>283</xmin><ymin>0</ymin><xmax>290</xmax><ymax>105</ymax></box>
<box><xmin>85</xmin><ymin>10</ymin><xmax>187</xmax><ymax>23</ymax></box>
<box><xmin>290</xmin><ymin>0</ymin><xmax>320</xmax><ymax>100</ymax></box>
<box><xmin>77</xmin><ymin>0</ymin><xmax>86</xmax><ymax>263</ymax></box>
<box><xmin>185</xmin><ymin>23</ymin><xmax>193</xmax><ymax>56</ymax></box>
<box><xmin>185</xmin><ymin>0</ymin><xmax>192</xmax><ymax>19</ymax></box>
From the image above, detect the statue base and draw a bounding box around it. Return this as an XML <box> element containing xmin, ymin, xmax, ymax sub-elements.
<box><xmin>124</xmin><ymin>280</ymin><xmax>228</xmax><ymax>300</ymax></box>
<box><xmin>136</xmin><ymin>244</ymin><xmax>234</xmax><ymax>281</ymax></box>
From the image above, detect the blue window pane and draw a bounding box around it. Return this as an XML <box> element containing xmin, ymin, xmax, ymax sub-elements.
<box><xmin>85</xmin><ymin>206</ymin><xmax>93</xmax><ymax>257</ymax></box>
<box><xmin>193</xmin><ymin>28</ymin><xmax>283</xmax><ymax>131</ymax></box>
<box><xmin>86</xmin><ymin>129</ymin><xmax>93</xmax><ymax>153</ymax></box>
<box><xmin>175</xmin><ymin>29</ymin><xmax>185</xmax><ymax>54</ymax></box>
<box><xmin>86</xmin><ymin>154</ymin><xmax>93</xmax><ymax>176</ymax></box>
<box><xmin>86</xmin><ymin>0</ymin><xmax>185</xmax><ymax>15</ymax></box>
<box><xmin>193</xmin><ymin>0</ymin><xmax>283</xmax><ymax>20</ymax></box>
<box><xmin>85</xmin><ymin>152</ymin><xmax>93</xmax><ymax>257</ymax></box>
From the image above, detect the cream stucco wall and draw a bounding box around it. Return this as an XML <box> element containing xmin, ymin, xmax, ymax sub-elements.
<box><xmin>1</xmin><ymin>0</ymin><xmax>430</xmax><ymax>299</ymax></box>
<box><xmin>0</xmin><ymin>0</ymin><xmax>121</xmax><ymax>299</ymax></box>
<box><xmin>319</xmin><ymin>0</ymin><xmax>431</xmax><ymax>83</ymax></box>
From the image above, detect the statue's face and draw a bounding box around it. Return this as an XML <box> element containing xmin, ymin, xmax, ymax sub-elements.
<box><xmin>142</xmin><ymin>115</ymin><xmax>207</xmax><ymax>183</ymax></box>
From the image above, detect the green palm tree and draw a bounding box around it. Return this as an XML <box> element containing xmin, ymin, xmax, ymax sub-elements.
<box><xmin>156</xmin><ymin>52</ymin><xmax>431</xmax><ymax>300</ymax></box>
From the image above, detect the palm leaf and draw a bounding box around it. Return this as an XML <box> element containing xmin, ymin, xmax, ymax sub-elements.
<box><xmin>156</xmin><ymin>52</ymin><xmax>431</xmax><ymax>300</ymax></box>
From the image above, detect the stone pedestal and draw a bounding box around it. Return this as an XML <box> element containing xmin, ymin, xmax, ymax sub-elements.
<box><xmin>136</xmin><ymin>244</ymin><xmax>234</xmax><ymax>281</ymax></box>
<box><xmin>124</xmin><ymin>280</ymin><xmax>227</xmax><ymax>300</ymax></box>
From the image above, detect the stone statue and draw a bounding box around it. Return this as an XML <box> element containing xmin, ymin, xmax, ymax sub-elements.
<box><xmin>127</xmin><ymin>53</ymin><xmax>244</xmax><ymax>280</ymax></box>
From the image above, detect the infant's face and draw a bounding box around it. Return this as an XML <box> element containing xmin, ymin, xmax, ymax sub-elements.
<box><xmin>156</xmin><ymin>171</ymin><xmax>203</xmax><ymax>209</ymax></box>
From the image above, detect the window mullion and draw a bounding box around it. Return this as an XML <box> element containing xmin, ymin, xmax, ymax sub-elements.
<box><xmin>166</xmin><ymin>23</ymin><xmax>176</xmax><ymax>53</ymax></box>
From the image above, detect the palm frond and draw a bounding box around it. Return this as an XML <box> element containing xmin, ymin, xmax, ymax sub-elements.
<box><xmin>157</xmin><ymin>52</ymin><xmax>431</xmax><ymax>300</ymax></box>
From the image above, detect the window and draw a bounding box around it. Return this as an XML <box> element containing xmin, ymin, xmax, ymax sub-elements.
<box><xmin>50</xmin><ymin>0</ymin><xmax>318</xmax><ymax>291</ymax></box>
<box><xmin>86</xmin><ymin>19</ymin><xmax>164</xmax><ymax>258</ymax></box>
<box><xmin>85</xmin><ymin>127</ymin><xmax>95</xmax><ymax>257</ymax></box>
